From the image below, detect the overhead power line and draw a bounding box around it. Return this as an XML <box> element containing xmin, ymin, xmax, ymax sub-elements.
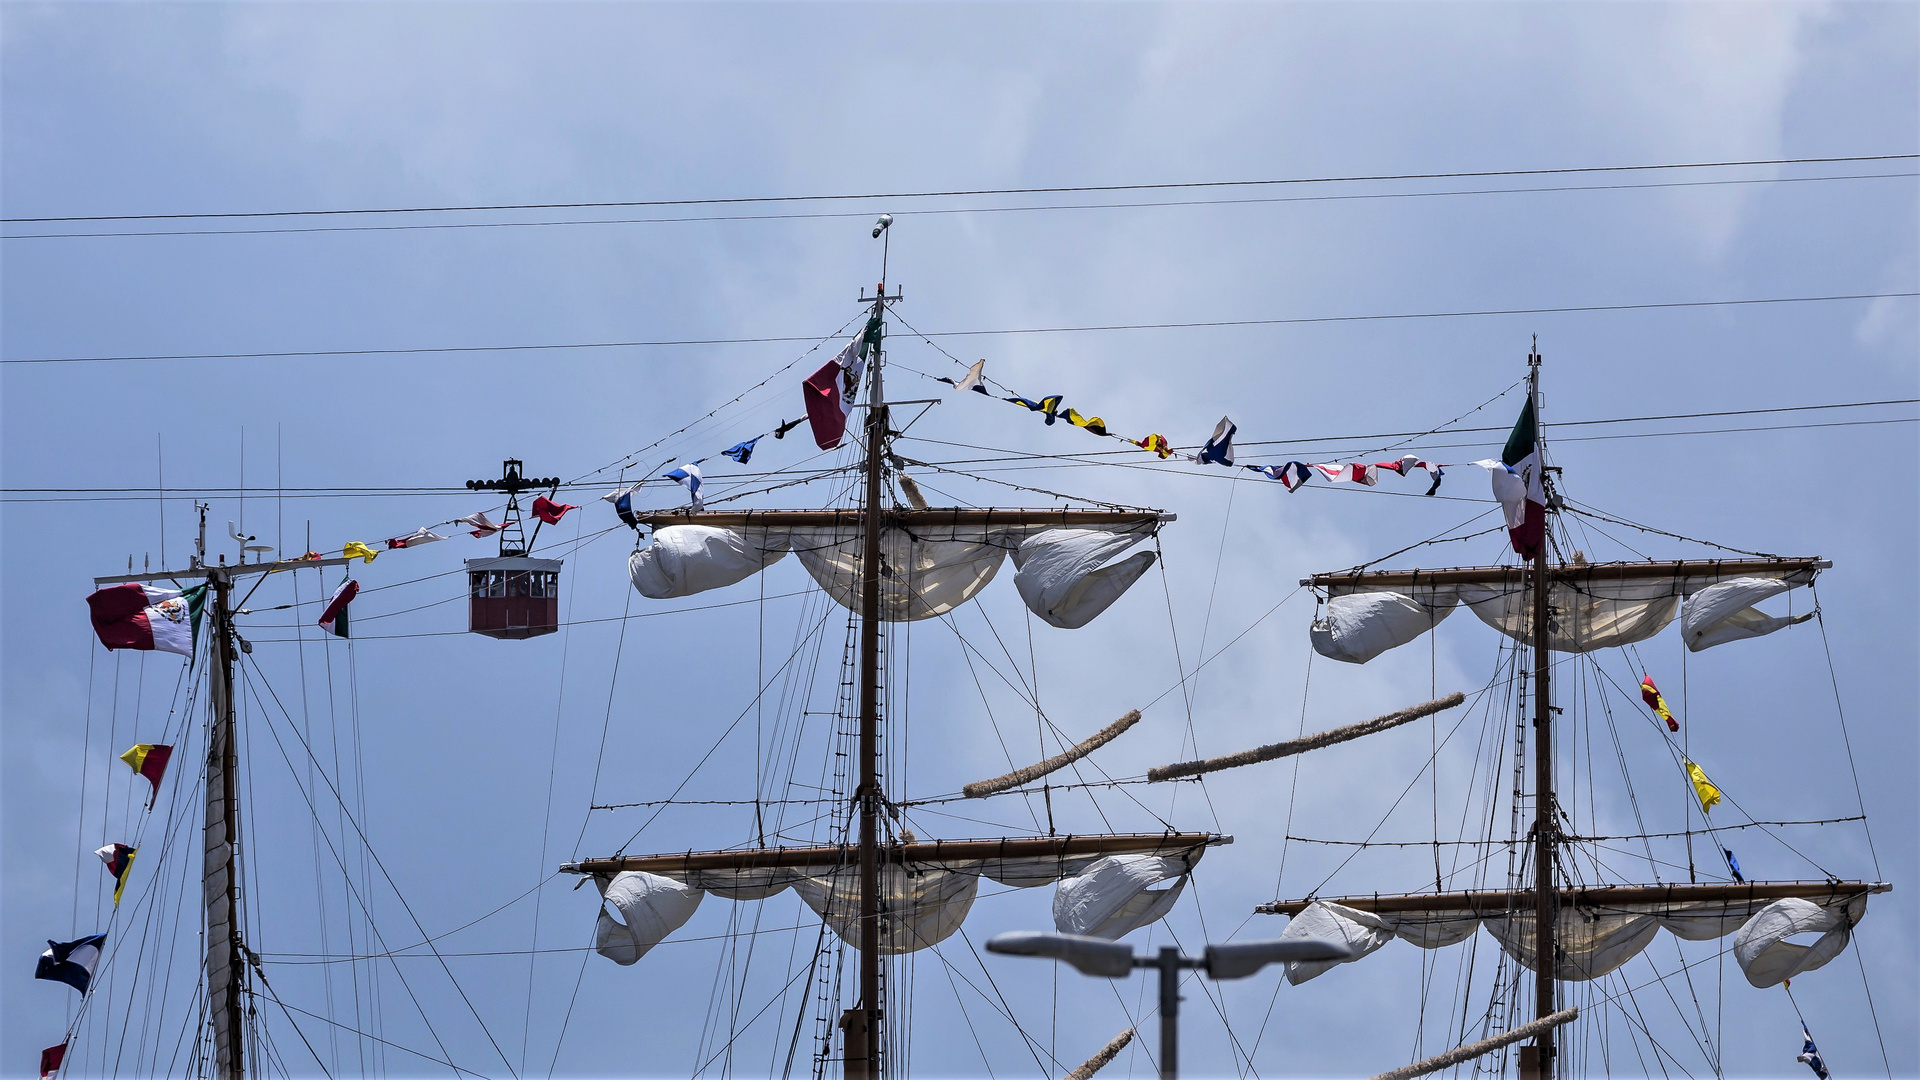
<box><xmin>7</xmin><ymin>171</ymin><xmax>1912</xmax><ymax>240</ymax></box>
<box><xmin>4</xmin><ymin>153</ymin><xmax>1912</xmax><ymax>224</ymax></box>
<box><xmin>5</xmin><ymin>291</ymin><xmax>1911</xmax><ymax>366</ymax></box>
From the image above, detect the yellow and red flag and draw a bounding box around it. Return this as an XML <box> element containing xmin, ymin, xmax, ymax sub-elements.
<box><xmin>119</xmin><ymin>744</ymin><xmax>172</xmax><ymax>809</ymax></box>
<box><xmin>1641</xmin><ymin>675</ymin><xmax>1678</xmax><ymax>732</ymax></box>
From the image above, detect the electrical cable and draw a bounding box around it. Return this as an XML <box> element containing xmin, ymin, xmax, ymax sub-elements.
<box><xmin>9</xmin><ymin>152</ymin><xmax>1909</xmax><ymax>223</ymax></box>
<box><xmin>6</xmin><ymin>292</ymin><xmax>1911</xmax><ymax>365</ymax></box>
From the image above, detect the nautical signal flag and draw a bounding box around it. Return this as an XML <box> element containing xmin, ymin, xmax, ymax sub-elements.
<box><xmin>1136</xmin><ymin>434</ymin><xmax>1173</xmax><ymax>459</ymax></box>
<box><xmin>952</xmin><ymin>360</ymin><xmax>987</xmax><ymax>394</ymax></box>
<box><xmin>1797</xmin><ymin>1023</ymin><xmax>1829</xmax><ymax>1079</ymax></box>
<box><xmin>35</xmin><ymin>934</ymin><xmax>105</xmax><ymax>995</ymax></box>
<box><xmin>1063</xmin><ymin>408</ymin><xmax>1108</xmax><ymax>436</ymax></box>
<box><xmin>86</xmin><ymin>583</ymin><xmax>206</xmax><ymax>657</ymax></box>
<box><xmin>1722</xmin><ymin>847</ymin><xmax>1744</xmax><ymax>883</ymax></box>
<box><xmin>385</xmin><ymin>527</ymin><xmax>446</xmax><ymax>550</ymax></box>
<box><xmin>721</xmin><ymin>437</ymin><xmax>760</xmax><ymax>464</ymax></box>
<box><xmin>531</xmin><ymin>496</ymin><xmax>577</xmax><ymax>525</ymax></box>
<box><xmin>602</xmin><ymin>483</ymin><xmax>642</xmax><ymax>530</ymax></box>
<box><xmin>1192</xmin><ymin>417</ymin><xmax>1236</xmax><ymax>466</ymax></box>
<box><xmin>457</xmin><ymin>512</ymin><xmax>506</xmax><ymax>538</ymax></box>
<box><xmin>119</xmin><ymin>744</ymin><xmax>172</xmax><ymax>809</ymax></box>
<box><xmin>803</xmin><ymin>333</ymin><xmax>869</xmax><ymax>450</ymax></box>
<box><xmin>1641</xmin><ymin>675</ymin><xmax>1679</xmax><ymax>731</ymax></box>
<box><xmin>317</xmin><ymin>579</ymin><xmax>358</xmax><ymax>639</ymax></box>
<box><xmin>95</xmin><ymin>844</ymin><xmax>137</xmax><ymax>905</ymax></box>
<box><xmin>342</xmin><ymin>540</ymin><xmax>379</xmax><ymax>564</ymax></box>
<box><xmin>664</xmin><ymin>463</ymin><xmax>704</xmax><ymax>511</ymax></box>
<box><xmin>1685</xmin><ymin>760</ymin><xmax>1722</xmax><ymax>814</ymax></box>
<box><xmin>772</xmin><ymin>417</ymin><xmax>807</xmax><ymax>439</ymax></box>
<box><xmin>1008</xmin><ymin>394</ymin><xmax>1065</xmax><ymax>424</ymax></box>
<box><xmin>40</xmin><ymin>1042</ymin><xmax>67</xmax><ymax>1080</ymax></box>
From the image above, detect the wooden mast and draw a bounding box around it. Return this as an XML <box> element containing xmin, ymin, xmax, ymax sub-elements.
<box><xmin>94</xmin><ymin>541</ymin><xmax>359</xmax><ymax>1080</ymax></box>
<box><xmin>1524</xmin><ymin>344</ymin><xmax>1555</xmax><ymax>1080</ymax></box>
<box><xmin>205</xmin><ymin>569</ymin><xmax>245</xmax><ymax>1080</ymax></box>
<box><xmin>851</xmin><ymin>282</ymin><xmax>888</xmax><ymax>1080</ymax></box>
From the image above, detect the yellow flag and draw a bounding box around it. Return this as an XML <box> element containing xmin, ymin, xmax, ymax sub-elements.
<box><xmin>1063</xmin><ymin>409</ymin><xmax>1108</xmax><ymax>436</ymax></box>
<box><xmin>1685</xmin><ymin>761</ymin><xmax>1722</xmax><ymax>814</ymax></box>
<box><xmin>343</xmin><ymin>541</ymin><xmax>379</xmax><ymax>564</ymax></box>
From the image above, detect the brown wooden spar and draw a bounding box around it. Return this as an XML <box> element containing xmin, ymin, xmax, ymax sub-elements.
<box><xmin>562</xmin><ymin>832</ymin><xmax>1229</xmax><ymax>877</ymax></box>
<box><xmin>1257</xmin><ymin>879</ymin><xmax>1891</xmax><ymax>916</ymax></box>
<box><xmin>626</xmin><ymin>508</ymin><xmax>1174</xmax><ymax>530</ymax></box>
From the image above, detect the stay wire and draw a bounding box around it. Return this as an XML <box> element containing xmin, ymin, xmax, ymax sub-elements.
<box><xmin>13</xmin><ymin>171</ymin><xmax>1915</xmax><ymax>240</ymax></box>
<box><xmin>9</xmin><ymin>293</ymin><xmax>1913</xmax><ymax>365</ymax></box>
<box><xmin>13</xmin><ymin>152</ymin><xmax>1909</xmax><ymax>222</ymax></box>
<box><xmin>239</xmin><ymin>659</ymin><xmax>520</xmax><ymax>1077</ymax></box>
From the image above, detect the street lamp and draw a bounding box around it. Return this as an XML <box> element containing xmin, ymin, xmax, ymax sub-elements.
<box><xmin>985</xmin><ymin>932</ymin><xmax>1352</xmax><ymax>1080</ymax></box>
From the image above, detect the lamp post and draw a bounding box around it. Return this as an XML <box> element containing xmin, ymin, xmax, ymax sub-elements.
<box><xmin>985</xmin><ymin>932</ymin><xmax>1352</xmax><ymax>1080</ymax></box>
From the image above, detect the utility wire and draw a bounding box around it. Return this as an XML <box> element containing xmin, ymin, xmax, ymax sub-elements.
<box><xmin>5</xmin><ymin>292</ymin><xmax>1912</xmax><ymax>366</ymax></box>
<box><xmin>7</xmin><ymin>152</ymin><xmax>1910</xmax><ymax>223</ymax></box>
<box><xmin>8</xmin><ymin>171</ymin><xmax>1911</xmax><ymax>240</ymax></box>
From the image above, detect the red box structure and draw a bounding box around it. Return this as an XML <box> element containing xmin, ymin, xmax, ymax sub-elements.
<box><xmin>466</xmin><ymin>556</ymin><xmax>562</xmax><ymax>639</ymax></box>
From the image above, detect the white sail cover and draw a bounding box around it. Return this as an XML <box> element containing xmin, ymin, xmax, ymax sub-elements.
<box><xmin>628</xmin><ymin>526</ymin><xmax>787</xmax><ymax>599</ymax></box>
<box><xmin>1053</xmin><ymin>855</ymin><xmax>1192</xmax><ymax>939</ymax></box>
<box><xmin>589</xmin><ymin>848</ymin><xmax>1203</xmax><ymax>963</ymax></box>
<box><xmin>1276</xmin><ymin>891</ymin><xmax>1868</xmax><ymax>987</ymax></box>
<box><xmin>1681</xmin><ymin>577</ymin><xmax>1816</xmax><ymax>652</ymax></box>
<box><xmin>1011</xmin><ymin>530</ymin><xmax>1159</xmax><ymax>630</ymax></box>
<box><xmin>1311</xmin><ymin>565</ymin><xmax>1817</xmax><ymax>664</ymax></box>
<box><xmin>629</xmin><ymin>523</ymin><xmax>1156</xmax><ymax>626</ymax></box>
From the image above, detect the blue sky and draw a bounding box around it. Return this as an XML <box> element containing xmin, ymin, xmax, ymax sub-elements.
<box><xmin>4</xmin><ymin>3</ymin><xmax>1916</xmax><ymax>1077</ymax></box>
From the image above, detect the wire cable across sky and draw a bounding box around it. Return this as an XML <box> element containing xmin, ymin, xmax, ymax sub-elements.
<box><xmin>4</xmin><ymin>152</ymin><xmax>1911</xmax><ymax>224</ymax></box>
<box><xmin>5</xmin><ymin>291</ymin><xmax>1912</xmax><ymax>366</ymax></box>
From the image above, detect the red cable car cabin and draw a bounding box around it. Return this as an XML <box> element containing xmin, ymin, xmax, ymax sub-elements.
<box><xmin>465</xmin><ymin>556</ymin><xmax>561</xmax><ymax>639</ymax></box>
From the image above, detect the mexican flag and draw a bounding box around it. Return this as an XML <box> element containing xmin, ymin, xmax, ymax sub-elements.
<box><xmin>87</xmin><ymin>583</ymin><xmax>207</xmax><ymax>656</ymax></box>
<box><xmin>1493</xmin><ymin>398</ymin><xmax>1547</xmax><ymax>559</ymax></box>
<box><xmin>803</xmin><ymin>317</ymin><xmax>879</xmax><ymax>450</ymax></box>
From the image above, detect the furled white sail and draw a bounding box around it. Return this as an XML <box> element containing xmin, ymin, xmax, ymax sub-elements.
<box><xmin>628</xmin><ymin>526</ymin><xmax>787</xmax><ymax>599</ymax></box>
<box><xmin>1275</xmin><ymin>892</ymin><xmax>1868</xmax><ymax>986</ymax></box>
<box><xmin>1681</xmin><ymin>577</ymin><xmax>1817</xmax><ymax>652</ymax></box>
<box><xmin>1011</xmin><ymin>529</ymin><xmax>1159</xmax><ymax>629</ymax></box>
<box><xmin>1311</xmin><ymin>565</ymin><xmax>1817</xmax><ymax>664</ymax></box>
<box><xmin>628</xmin><ymin>523</ymin><xmax>1156</xmax><ymax>626</ymax></box>
<box><xmin>589</xmin><ymin>848</ymin><xmax>1203</xmax><ymax>963</ymax></box>
<box><xmin>1052</xmin><ymin>855</ymin><xmax>1191</xmax><ymax>939</ymax></box>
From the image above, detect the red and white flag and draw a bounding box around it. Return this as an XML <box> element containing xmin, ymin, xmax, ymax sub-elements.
<box><xmin>1476</xmin><ymin>398</ymin><xmax>1546</xmax><ymax>558</ymax></box>
<box><xmin>802</xmin><ymin>335</ymin><xmax>868</xmax><ymax>450</ymax></box>
<box><xmin>457</xmin><ymin>512</ymin><xmax>506</xmax><ymax>538</ymax></box>
<box><xmin>86</xmin><ymin>583</ymin><xmax>206</xmax><ymax>656</ymax></box>
<box><xmin>386</xmin><ymin>527</ymin><xmax>447</xmax><ymax>550</ymax></box>
<box><xmin>317</xmin><ymin>579</ymin><xmax>359</xmax><ymax>638</ymax></box>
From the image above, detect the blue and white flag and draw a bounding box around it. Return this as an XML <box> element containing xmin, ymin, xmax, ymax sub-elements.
<box><xmin>601</xmin><ymin>483</ymin><xmax>642</xmax><ymax>529</ymax></box>
<box><xmin>1797</xmin><ymin>1024</ymin><xmax>1829</xmax><ymax>1079</ymax></box>
<box><xmin>36</xmin><ymin>934</ymin><xmax>105</xmax><ymax>995</ymax></box>
<box><xmin>664</xmin><ymin>463</ymin><xmax>704</xmax><ymax>510</ymax></box>
<box><xmin>1193</xmin><ymin>416</ymin><xmax>1236</xmax><ymax>466</ymax></box>
<box><xmin>1249</xmin><ymin>461</ymin><xmax>1312</xmax><ymax>491</ymax></box>
<box><xmin>722</xmin><ymin>437</ymin><xmax>760</xmax><ymax>465</ymax></box>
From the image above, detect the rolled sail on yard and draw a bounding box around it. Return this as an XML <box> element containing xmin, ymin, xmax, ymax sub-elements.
<box><xmin>628</xmin><ymin>517</ymin><xmax>1162</xmax><ymax>626</ymax></box>
<box><xmin>1308</xmin><ymin>559</ymin><xmax>1824</xmax><ymax>663</ymax></box>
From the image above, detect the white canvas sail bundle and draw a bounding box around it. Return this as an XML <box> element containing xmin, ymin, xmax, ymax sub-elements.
<box><xmin>1311</xmin><ymin>565</ymin><xmax>1818</xmax><ymax>664</ymax></box>
<box><xmin>589</xmin><ymin>849</ymin><xmax>1203</xmax><ymax>964</ymax></box>
<box><xmin>1274</xmin><ymin>892</ymin><xmax>1869</xmax><ymax>987</ymax></box>
<box><xmin>629</xmin><ymin>523</ymin><xmax>1157</xmax><ymax>626</ymax></box>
